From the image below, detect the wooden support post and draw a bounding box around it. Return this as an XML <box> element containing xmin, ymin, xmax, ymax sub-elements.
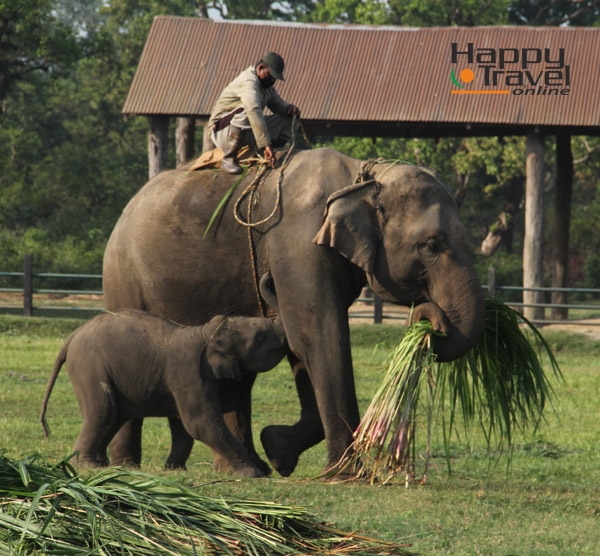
<box><xmin>487</xmin><ymin>266</ymin><xmax>496</xmax><ymax>298</ymax></box>
<box><xmin>523</xmin><ymin>131</ymin><xmax>545</xmax><ymax>322</ymax></box>
<box><xmin>373</xmin><ymin>294</ymin><xmax>383</xmax><ymax>324</ymax></box>
<box><xmin>201</xmin><ymin>119</ymin><xmax>214</xmax><ymax>153</ymax></box>
<box><xmin>176</xmin><ymin>117</ymin><xmax>195</xmax><ymax>167</ymax></box>
<box><xmin>23</xmin><ymin>253</ymin><xmax>33</xmax><ymax>317</ymax></box>
<box><xmin>148</xmin><ymin>115</ymin><xmax>169</xmax><ymax>179</ymax></box>
<box><xmin>551</xmin><ymin>133</ymin><xmax>573</xmax><ymax>320</ymax></box>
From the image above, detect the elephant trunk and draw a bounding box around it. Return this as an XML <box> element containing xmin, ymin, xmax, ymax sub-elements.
<box><xmin>429</xmin><ymin>273</ymin><xmax>486</xmax><ymax>363</ymax></box>
<box><xmin>259</xmin><ymin>273</ymin><xmax>288</xmax><ymax>348</ymax></box>
<box><xmin>270</xmin><ymin>315</ymin><xmax>287</xmax><ymax>346</ymax></box>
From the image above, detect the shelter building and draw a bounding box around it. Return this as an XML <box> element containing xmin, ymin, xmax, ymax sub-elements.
<box><xmin>123</xmin><ymin>17</ymin><xmax>600</xmax><ymax>321</ymax></box>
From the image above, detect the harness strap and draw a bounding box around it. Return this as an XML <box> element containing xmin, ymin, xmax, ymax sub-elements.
<box><xmin>234</xmin><ymin>116</ymin><xmax>302</xmax><ymax>316</ymax></box>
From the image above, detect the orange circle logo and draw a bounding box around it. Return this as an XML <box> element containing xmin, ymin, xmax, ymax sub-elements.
<box><xmin>460</xmin><ymin>68</ymin><xmax>475</xmax><ymax>83</ymax></box>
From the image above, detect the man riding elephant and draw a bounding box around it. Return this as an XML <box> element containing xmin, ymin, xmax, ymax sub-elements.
<box><xmin>208</xmin><ymin>51</ymin><xmax>301</xmax><ymax>174</ymax></box>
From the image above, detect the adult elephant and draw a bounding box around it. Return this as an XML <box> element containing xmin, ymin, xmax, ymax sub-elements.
<box><xmin>103</xmin><ymin>147</ymin><xmax>485</xmax><ymax>477</ymax></box>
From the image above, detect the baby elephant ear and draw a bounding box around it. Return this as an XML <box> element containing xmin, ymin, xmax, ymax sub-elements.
<box><xmin>200</xmin><ymin>342</ymin><xmax>242</xmax><ymax>381</ymax></box>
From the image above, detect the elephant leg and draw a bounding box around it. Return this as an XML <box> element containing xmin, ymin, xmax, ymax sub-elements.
<box><xmin>258</xmin><ymin>273</ymin><xmax>360</xmax><ymax>477</ymax></box>
<box><xmin>109</xmin><ymin>418</ymin><xmax>143</xmax><ymax>467</ymax></box>
<box><xmin>261</xmin><ymin>355</ymin><xmax>324</xmax><ymax>477</ymax></box>
<box><xmin>177</xmin><ymin>382</ymin><xmax>268</xmax><ymax>478</ymax></box>
<box><xmin>74</xmin><ymin>419</ymin><xmax>111</xmax><ymax>467</ymax></box>
<box><xmin>74</xmin><ymin>404</ymin><xmax>123</xmax><ymax>467</ymax></box>
<box><xmin>72</xmin><ymin>382</ymin><xmax>124</xmax><ymax>467</ymax></box>
<box><xmin>213</xmin><ymin>376</ymin><xmax>271</xmax><ymax>476</ymax></box>
<box><xmin>165</xmin><ymin>417</ymin><xmax>194</xmax><ymax>470</ymax></box>
<box><xmin>191</xmin><ymin>417</ymin><xmax>266</xmax><ymax>478</ymax></box>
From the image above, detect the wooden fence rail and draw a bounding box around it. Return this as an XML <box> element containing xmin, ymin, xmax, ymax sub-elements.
<box><xmin>0</xmin><ymin>254</ymin><xmax>103</xmax><ymax>318</ymax></box>
<box><xmin>1</xmin><ymin>255</ymin><xmax>600</xmax><ymax>326</ymax></box>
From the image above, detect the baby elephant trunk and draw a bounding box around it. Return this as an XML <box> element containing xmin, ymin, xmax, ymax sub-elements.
<box><xmin>254</xmin><ymin>316</ymin><xmax>288</xmax><ymax>373</ymax></box>
<box><xmin>271</xmin><ymin>316</ymin><xmax>287</xmax><ymax>345</ymax></box>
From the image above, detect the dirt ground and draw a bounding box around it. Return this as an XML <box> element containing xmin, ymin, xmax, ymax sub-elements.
<box><xmin>540</xmin><ymin>318</ymin><xmax>600</xmax><ymax>341</ymax></box>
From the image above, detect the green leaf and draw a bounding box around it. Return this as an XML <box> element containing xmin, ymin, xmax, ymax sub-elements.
<box><xmin>332</xmin><ymin>298</ymin><xmax>563</xmax><ymax>484</ymax></box>
<box><xmin>202</xmin><ymin>169</ymin><xmax>248</xmax><ymax>239</ymax></box>
<box><xmin>0</xmin><ymin>453</ymin><xmax>413</xmax><ymax>555</ymax></box>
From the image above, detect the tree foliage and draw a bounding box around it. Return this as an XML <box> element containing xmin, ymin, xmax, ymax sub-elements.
<box><xmin>306</xmin><ymin>0</ymin><xmax>390</xmax><ymax>24</ymax></box>
<box><xmin>388</xmin><ymin>0</ymin><xmax>511</xmax><ymax>26</ymax></box>
<box><xmin>0</xmin><ymin>0</ymin><xmax>81</xmax><ymax>102</ymax></box>
<box><xmin>0</xmin><ymin>0</ymin><xmax>200</xmax><ymax>273</ymax></box>
<box><xmin>0</xmin><ymin>0</ymin><xmax>599</xmax><ymax>293</ymax></box>
<box><xmin>508</xmin><ymin>0</ymin><xmax>600</xmax><ymax>26</ymax></box>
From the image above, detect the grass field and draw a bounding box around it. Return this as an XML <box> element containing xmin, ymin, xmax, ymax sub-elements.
<box><xmin>1</xmin><ymin>314</ymin><xmax>599</xmax><ymax>555</ymax></box>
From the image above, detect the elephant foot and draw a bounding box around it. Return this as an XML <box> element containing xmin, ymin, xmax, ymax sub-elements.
<box><xmin>73</xmin><ymin>448</ymin><xmax>109</xmax><ymax>467</ymax></box>
<box><xmin>165</xmin><ymin>460</ymin><xmax>187</xmax><ymax>471</ymax></box>
<box><xmin>213</xmin><ymin>454</ymin><xmax>272</xmax><ymax>477</ymax></box>
<box><xmin>252</xmin><ymin>456</ymin><xmax>273</xmax><ymax>477</ymax></box>
<box><xmin>77</xmin><ymin>455</ymin><xmax>109</xmax><ymax>467</ymax></box>
<box><xmin>321</xmin><ymin>457</ymin><xmax>363</xmax><ymax>483</ymax></box>
<box><xmin>233</xmin><ymin>463</ymin><xmax>270</xmax><ymax>478</ymax></box>
<box><xmin>109</xmin><ymin>456</ymin><xmax>141</xmax><ymax>468</ymax></box>
<box><xmin>260</xmin><ymin>425</ymin><xmax>300</xmax><ymax>477</ymax></box>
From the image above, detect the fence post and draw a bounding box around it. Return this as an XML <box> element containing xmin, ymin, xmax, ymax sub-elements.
<box><xmin>487</xmin><ymin>266</ymin><xmax>496</xmax><ymax>298</ymax></box>
<box><xmin>373</xmin><ymin>294</ymin><xmax>383</xmax><ymax>324</ymax></box>
<box><xmin>23</xmin><ymin>253</ymin><xmax>33</xmax><ymax>317</ymax></box>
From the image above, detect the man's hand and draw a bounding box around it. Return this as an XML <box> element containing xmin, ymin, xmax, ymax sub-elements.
<box><xmin>263</xmin><ymin>145</ymin><xmax>276</xmax><ymax>167</ymax></box>
<box><xmin>287</xmin><ymin>104</ymin><xmax>301</xmax><ymax>118</ymax></box>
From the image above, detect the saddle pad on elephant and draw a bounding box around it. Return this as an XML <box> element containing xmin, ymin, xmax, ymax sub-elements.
<box><xmin>190</xmin><ymin>146</ymin><xmax>255</xmax><ymax>171</ymax></box>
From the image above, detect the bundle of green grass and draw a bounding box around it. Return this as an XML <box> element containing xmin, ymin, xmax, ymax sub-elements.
<box><xmin>0</xmin><ymin>453</ymin><xmax>413</xmax><ymax>555</ymax></box>
<box><xmin>334</xmin><ymin>298</ymin><xmax>563</xmax><ymax>484</ymax></box>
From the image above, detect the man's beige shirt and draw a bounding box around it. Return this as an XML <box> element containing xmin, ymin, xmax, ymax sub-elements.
<box><xmin>208</xmin><ymin>66</ymin><xmax>291</xmax><ymax>149</ymax></box>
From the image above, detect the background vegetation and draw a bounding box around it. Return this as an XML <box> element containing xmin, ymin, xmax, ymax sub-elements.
<box><xmin>2</xmin><ymin>3</ymin><xmax>599</xmax><ymax>552</ymax></box>
<box><xmin>1</xmin><ymin>315</ymin><xmax>599</xmax><ymax>555</ymax></box>
<box><xmin>1</xmin><ymin>0</ymin><xmax>600</xmax><ymax>291</ymax></box>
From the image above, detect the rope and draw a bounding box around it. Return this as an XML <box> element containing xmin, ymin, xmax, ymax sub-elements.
<box><xmin>320</xmin><ymin>158</ymin><xmax>403</xmax><ymax>214</ymax></box>
<box><xmin>233</xmin><ymin>115</ymin><xmax>300</xmax><ymax>228</ymax></box>
<box><xmin>233</xmin><ymin>130</ymin><xmax>402</xmax><ymax>316</ymax></box>
<box><xmin>234</xmin><ymin>115</ymin><xmax>302</xmax><ymax>316</ymax></box>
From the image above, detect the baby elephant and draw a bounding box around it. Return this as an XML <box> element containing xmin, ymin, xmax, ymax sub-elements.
<box><xmin>40</xmin><ymin>309</ymin><xmax>287</xmax><ymax>477</ymax></box>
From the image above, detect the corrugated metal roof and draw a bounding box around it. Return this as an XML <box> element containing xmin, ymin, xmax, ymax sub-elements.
<box><xmin>123</xmin><ymin>17</ymin><xmax>600</xmax><ymax>132</ymax></box>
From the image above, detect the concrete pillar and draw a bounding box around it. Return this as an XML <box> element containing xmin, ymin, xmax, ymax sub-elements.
<box><xmin>523</xmin><ymin>131</ymin><xmax>545</xmax><ymax>322</ymax></box>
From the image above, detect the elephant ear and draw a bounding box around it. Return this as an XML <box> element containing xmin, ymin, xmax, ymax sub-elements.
<box><xmin>199</xmin><ymin>341</ymin><xmax>242</xmax><ymax>382</ymax></box>
<box><xmin>313</xmin><ymin>194</ymin><xmax>379</xmax><ymax>275</ymax></box>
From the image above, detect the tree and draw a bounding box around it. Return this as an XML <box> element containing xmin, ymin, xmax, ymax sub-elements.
<box><xmin>0</xmin><ymin>0</ymin><xmax>201</xmax><ymax>274</ymax></box>
<box><xmin>508</xmin><ymin>0</ymin><xmax>600</xmax><ymax>26</ymax></box>
<box><xmin>388</xmin><ymin>0</ymin><xmax>510</xmax><ymax>26</ymax></box>
<box><xmin>306</xmin><ymin>0</ymin><xmax>389</xmax><ymax>24</ymax></box>
<box><xmin>0</xmin><ymin>0</ymin><xmax>80</xmax><ymax>104</ymax></box>
<box><xmin>201</xmin><ymin>0</ymin><xmax>315</xmax><ymax>20</ymax></box>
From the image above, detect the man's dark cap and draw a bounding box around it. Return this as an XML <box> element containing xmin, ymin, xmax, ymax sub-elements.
<box><xmin>261</xmin><ymin>52</ymin><xmax>285</xmax><ymax>81</ymax></box>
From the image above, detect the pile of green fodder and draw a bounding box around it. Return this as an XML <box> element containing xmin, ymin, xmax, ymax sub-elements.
<box><xmin>0</xmin><ymin>453</ymin><xmax>413</xmax><ymax>555</ymax></box>
<box><xmin>332</xmin><ymin>298</ymin><xmax>563</xmax><ymax>484</ymax></box>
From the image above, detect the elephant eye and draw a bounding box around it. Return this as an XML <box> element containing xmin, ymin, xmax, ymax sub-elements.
<box><xmin>417</xmin><ymin>238</ymin><xmax>442</xmax><ymax>261</ymax></box>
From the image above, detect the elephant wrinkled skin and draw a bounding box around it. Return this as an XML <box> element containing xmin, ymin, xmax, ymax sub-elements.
<box><xmin>40</xmin><ymin>308</ymin><xmax>287</xmax><ymax>477</ymax></box>
<box><xmin>103</xmin><ymin>148</ymin><xmax>485</xmax><ymax>476</ymax></box>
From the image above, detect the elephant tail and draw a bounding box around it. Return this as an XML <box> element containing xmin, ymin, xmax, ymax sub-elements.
<box><xmin>40</xmin><ymin>337</ymin><xmax>70</xmax><ymax>437</ymax></box>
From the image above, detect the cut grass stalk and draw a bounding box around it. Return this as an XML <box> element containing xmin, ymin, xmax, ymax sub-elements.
<box><xmin>329</xmin><ymin>298</ymin><xmax>563</xmax><ymax>484</ymax></box>
<box><xmin>0</xmin><ymin>453</ymin><xmax>414</xmax><ymax>555</ymax></box>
